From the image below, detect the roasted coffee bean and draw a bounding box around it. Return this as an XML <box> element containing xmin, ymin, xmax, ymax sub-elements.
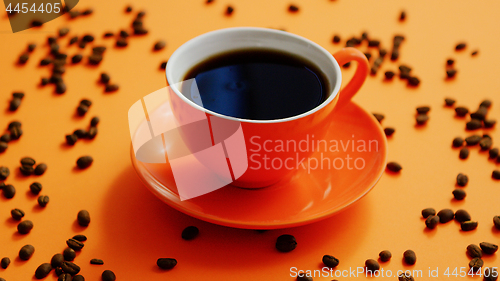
<box><xmin>80</xmin><ymin>98</ymin><xmax>92</xmax><ymax>106</ymax></box>
<box><xmin>93</xmin><ymin>46</ymin><xmax>106</xmax><ymax>55</ymax></box>
<box><xmin>31</xmin><ymin>19</ymin><xmax>43</xmax><ymax>27</ymax></box>
<box><xmin>72</xmin><ymin>54</ymin><xmax>83</xmax><ymax>64</ymax></box>
<box><xmin>365</xmin><ymin>259</ymin><xmax>380</xmax><ymax>272</ymax></box>
<box><xmin>3</xmin><ymin>184</ymin><xmax>16</xmax><ymax>198</ymax></box>
<box><xmin>322</xmin><ymin>255</ymin><xmax>339</xmax><ymax>267</ymax></box>
<box><xmin>11</xmin><ymin>208</ymin><xmax>25</xmax><ymax>220</ymax></box>
<box><xmin>456</xmin><ymin>43</ymin><xmax>466</xmax><ymax>50</ymax></box>
<box><xmin>447</xmin><ymin>59</ymin><xmax>454</xmax><ymax>65</ymax></box>
<box><xmin>437</xmin><ymin>209</ymin><xmax>454</xmax><ymax>223</ymax></box>
<box><xmin>63</xmin><ymin>248</ymin><xmax>76</xmax><ymax>261</ymax></box>
<box><xmin>459</xmin><ymin>148</ymin><xmax>469</xmax><ymax>159</ymax></box>
<box><xmin>468</xmin><ymin>244</ymin><xmax>483</xmax><ymax>258</ymax></box>
<box><xmin>288</xmin><ymin>4</ymin><xmax>299</xmax><ymax>12</ymax></box>
<box><xmin>454</xmin><ymin>209</ymin><xmax>471</xmax><ymax>222</ymax></box>
<box><xmin>77</xmin><ymin>104</ymin><xmax>89</xmax><ymax>116</ymax></box>
<box><xmin>456</xmin><ymin>173</ymin><xmax>468</xmax><ymax>186</ymax></box>
<box><xmin>76</xmin><ymin>156</ymin><xmax>93</xmax><ymax>169</ymax></box>
<box><xmin>480</xmin><ymin>137</ymin><xmax>493</xmax><ymax>150</ymax></box>
<box><xmin>467</xmin><ymin>119</ymin><xmax>482</xmax><ymax>130</ymax></box>
<box><xmin>372</xmin><ymin>113</ymin><xmax>384</xmax><ymax>123</ymax></box>
<box><xmin>378</xmin><ymin>250</ymin><xmax>391</xmax><ymax>262</ymax></box>
<box><xmin>9</xmin><ymin>120</ymin><xmax>22</xmax><ymax>129</ymax></box>
<box><xmin>51</xmin><ymin>253</ymin><xmax>64</xmax><ymax>268</ymax></box>
<box><xmin>494</xmin><ymin>216</ymin><xmax>500</xmax><ymax>229</ymax></box>
<box><xmin>55</xmin><ymin>82</ymin><xmax>67</xmax><ymax>94</ymax></box>
<box><xmin>480</xmin><ymin>242</ymin><xmax>498</xmax><ymax>255</ymax></box>
<box><xmin>455</xmin><ymin>107</ymin><xmax>469</xmax><ymax>117</ymax></box>
<box><xmin>297</xmin><ymin>274</ymin><xmax>313</xmax><ymax>281</ymax></box>
<box><xmin>19</xmin><ymin>244</ymin><xmax>35</xmax><ymax>260</ymax></box>
<box><xmin>471</xmin><ymin>107</ymin><xmax>488</xmax><ymax>120</ymax></box>
<box><xmin>82</xmin><ymin>35</ymin><xmax>94</xmax><ymax>42</ymax></box>
<box><xmin>21</xmin><ymin>157</ymin><xmax>36</xmax><ymax>166</ymax></box>
<box><xmin>87</xmin><ymin>127</ymin><xmax>98</xmax><ymax>139</ymax></box>
<box><xmin>88</xmin><ymin>54</ymin><xmax>103</xmax><ymax>65</ymax></box>
<box><xmin>480</xmin><ymin>99</ymin><xmax>492</xmax><ymax>108</ymax></box>
<box><xmin>446</xmin><ymin>69</ymin><xmax>457</xmax><ymax>78</ymax></box>
<box><xmin>1</xmin><ymin>257</ymin><xmax>10</xmax><ymax>269</ymax></box>
<box><xmin>72</xmin><ymin>234</ymin><xmax>87</xmax><ymax>242</ymax></box>
<box><xmin>425</xmin><ymin>215</ymin><xmax>440</xmax><ymax>229</ymax></box>
<box><xmin>471</xmin><ymin>50</ymin><xmax>479</xmax><ymax>56</ymax></box>
<box><xmin>69</xmin><ymin>36</ymin><xmax>78</xmax><ymax>45</ymax></box>
<box><xmin>461</xmin><ymin>221</ymin><xmax>478</xmax><ymax>231</ymax></box>
<box><xmin>20</xmin><ymin>164</ymin><xmax>34</xmax><ymax>175</ymax></box>
<box><xmin>67</xmin><ymin>239</ymin><xmax>84</xmax><ymax>251</ymax></box>
<box><xmin>332</xmin><ymin>35</ymin><xmax>341</xmax><ymax>43</ymax></box>
<box><xmin>416</xmin><ymin>106</ymin><xmax>430</xmax><ymax>114</ymax></box>
<box><xmin>73</xmin><ymin>274</ymin><xmax>84</xmax><ymax>281</ymax></box>
<box><xmin>90</xmin><ymin>258</ymin><xmax>104</xmax><ymax>265</ymax></box>
<box><xmin>73</xmin><ymin>130</ymin><xmax>87</xmax><ymax>139</ymax></box>
<box><xmin>18</xmin><ymin>52</ymin><xmax>29</xmax><ymax>64</ymax></box>
<box><xmin>384</xmin><ymin>127</ymin><xmax>395</xmax><ymax>136</ymax></box>
<box><xmin>90</xmin><ymin>117</ymin><xmax>100</xmax><ymax>126</ymax></box>
<box><xmin>0</xmin><ymin>166</ymin><xmax>9</xmax><ymax>180</ymax></box>
<box><xmin>160</xmin><ymin>61</ymin><xmax>167</xmax><ymax>69</ymax></box>
<box><xmin>408</xmin><ymin>76</ymin><xmax>420</xmax><ymax>86</ymax></box>
<box><xmin>403</xmin><ymin>250</ymin><xmax>416</xmax><ymax>265</ymax></box>
<box><xmin>102</xmin><ymin>270</ymin><xmax>116</xmax><ymax>281</ymax></box>
<box><xmin>0</xmin><ymin>141</ymin><xmax>7</xmax><ymax>152</ymax></box>
<box><xmin>18</xmin><ymin>220</ymin><xmax>33</xmax><ymax>234</ymax></box>
<box><xmin>105</xmin><ymin>84</ymin><xmax>119</xmax><ymax>92</ymax></box>
<box><xmin>367</xmin><ymin>40</ymin><xmax>380</xmax><ymax>47</ymax></box>
<box><xmin>0</xmin><ymin>134</ymin><xmax>10</xmax><ymax>143</ymax></box>
<box><xmin>30</xmin><ymin>182</ymin><xmax>42</xmax><ymax>195</ymax></box>
<box><xmin>157</xmin><ymin>258</ymin><xmax>177</xmax><ymax>270</ymax></box>
<box><xmin>484</xmin><ymin>119</ymin><xmax>497</xmax><ymax>128</ymax></box>
<box><xmin>399</xmin><ymin>65</ymin><xmax>412</xmax><ymax>78</ymax></box>
<box><xmin>58</xmin><ymin>273</ymin><xmax>72</xmax><ymax>281</ymax></box>
<box><xmin>469</xmin><ymin>257</ymin><xmax>483</xmax><ymax>272</ymax></box>
<box><xmin>422</xmin><ymin>208</ymin><xmax>436</xmax><ymax>218</ymax></box>
<box><xmin>386</xmin><ymin>162</ymin><xmax>402</xmax><ymax>172</ymax></box>
<box><xmin>55</xmin><ymin>267</ymin><xmax>63</xmax><ymax>276</ymax></box>
<box><xmin>484</xmin><ymin>267</ymin><xmax>498</xmax><ymax>281</ymax></box>
<box><xmin>66</xmin><ymin>134</ymin><xmax>78</xmax><ymax>145</ymax></box>
<box><xmin>416</xmin><ymin>114</ymin><xmax>429</xmax><ymax>125</ymax></box>
<box><xmin>27</xmin><ymin>43</ymin><xmax>36</xmax><ymax>52</ymax></box>
<box><xmin>104</xmin><ymin>32</ymin><xmax>114</xmax><ymax>37</ymax></box>
<box><xmin>370</xmin><ymin>57</ymin><xmax>383</xmax><ymax>75</ymax></box>
<box><xmin>399</xmin><ymin>10</ymin><xmax>406</xmax><ymax>20</ymax></box>
<box><xmin>61</xmin><ymin>261</ymin><xmax>80</xmax><ymax>275</ymax></box>
<box><xmin>116</xmin><ymin>37</ymin><xmax>128</xmax><ymax>47</ymax></box>
<box><xmin>181</xmin><ymin>226</ymin><xmax>199</xmax><ymax>240</ymax></box>
<box><xmin>49</xmin><ymin>74</ymin><xmax>63</xmax><ymax>84</ymax></box>
<box><xmin>398</xmin><ymin>273</ymin><xmax>414</xmax><ymax>281</ymax></box>
<box><xmin>34</xmin><ymin>163</ymin><xmax>47</xmax><ymax>175</ymax></box>
<box><xmin>225</xmin><ymin>5</ymin><xmax>234</xmax><ymax>15</ymax></box>
<box><xmin>154</xmin><ymin>40</ymin><xmax>166</xmax><ymax>50</ymax></box>
<box><xmin>493</xmin><ymin>170</ymin><xmax>500</xmax><ymax>180</ymax></box>
<box><xmin>82</xmin><ymin>8</ymin><xmax>93</xmax><ymax>15</ymax></box>
<box><xmin>134</xmin><ymin>27</ymin><xmax>149</xmax><ymax>35</ymax></box>
<box><xmin>489</xmin><ymin>148</ymin><xmax>499</xmax><ymax>159</ymax></box>
<box><xmin>100</xmin><ymin>73</ymin><xmax>110</xmax><ymax>84</ymax></box>
<box><xmin>35</xmin><ymin>263</ymin><xmax>53</xmax><ymax>279</ymax></box>
<box><xmin>77</xmin><ymin>210</ymin><xmax>91</xmax><ymax>226</ymax></box>
<box><xmin>465</xmin><ymin>135</ymin><xmax>481</xmax><ymax>146</ymax></box>
<box><xmin>384</xmin><ymin>71</ymin><xmax>395</xmax><ymax>79</ymax></box>
<box><xmin>37</xmin><ymin>195</ymin><xmax>49</xmax><ymax>207</ymax></box>
<box><xmin>276</xmin><ymin>234</ymin><xmax>297</xmax><ymax>252</ymax></box>
<box><xmin>452</xmin><ymin>189</ymin><xmax>466</xmax><ymax>200</ymax></box>
<box><xmin>125</xmin><ymin>5</ymin><xmax>132</xmax><ymax>12</ymax></box>
<box><xmin>9</xmin><ymin>98</ymin><xmax>21</xmax><ymax>111</ymax></box>
<box><xmin>445</xmin><ymin>98</ymin><xmax>456</xmax><ymax>106</ymax></box>
<box><xmin>364</xmin><ymin>52</ymin><xmax>372</xmax><ymax>61</ymax></box>
<box><xmin>58</xmin><ymin>27</ymin><xmax>70</xmax><ymax>37</ymax></box>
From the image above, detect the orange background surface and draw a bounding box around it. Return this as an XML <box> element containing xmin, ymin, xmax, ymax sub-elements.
<box><xmin>1</xmin><ymin>0</ymin><xmax>500</xmax><ymax>280</ymax></box>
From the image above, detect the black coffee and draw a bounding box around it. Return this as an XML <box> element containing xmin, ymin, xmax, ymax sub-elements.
<box><xmin>182</xmin><ymin>48</ymin><xmax>328</xmax><ymax>120</ymax></box>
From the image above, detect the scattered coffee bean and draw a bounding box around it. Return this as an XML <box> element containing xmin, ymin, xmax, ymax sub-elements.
<box><xmin>37</xmin><ymin>195</ymin><xmax>49</xmax><ymax>207</ymax></box>
<box><xmin>484</xmin><ymin>267</ymin><xmax>498</xmax><ymax>281</ymax></box>
<box><xmin>480</xmin><ymin>99</ymin><xmax>492</xmax><ymax>108</ymax></box>
<box><xmin>116</xmin><ymin>37</ymin><xmax>128</xmax><ymax>47</ymax></box>
<box><xmin>492</xmin><ymin>170</ymin><xmax>500</xmax><ymax>180</ymax></box>
<box><xmin>452</xmin><ymin>189</ymin><xmax>466</xmax><ymax>200</ymax></box>
<box><xmin>416</xmin><ymin>106</ymin><xmax>430</xmax><ymax>114</ymax></box>
<box><xmin>66</xmin><ymin>134</ymin><xmax>78</xmax><ymax>145</ymax></box>
<box><xmin>363</xmin><ymin>52</ymin><xmax>372</xmax><ymax>61</ymax></box>
<box><xmin>0</xmin><ymin>134</ymin><xmax>10</xmax><ymax>143</ymax></box>
<box><xmin>58</xmin><ymin>273</ymin><xmax>72</xmax><ymax>281</ymax></box>
<box><xmin>61</xmin><ymin>261</ymin><xmax>80</xmax><ymax>275</ymax></box>
<box><xmin>18</xmin><ymin>220</ymin><xmax>33</xmax><ymax>234</ymax></box>
<box><xmin>66</xmin><ymin>239</ymin><xmax>84</xmax><ymax>251</ymax></box>
<box><xmin>76</xmin><ymin>156</ymin><xmax>93</xmax><ymax>169</ymax></box>
<box><xmin>100</xmin><ymin>73</ymin><xmax>110</xmax><ymax>84</ymax></box>
<box><xmin>276</xmin><ymin>234</ymin><xmax>297</xmax><ymax>252</ymax></box>
<box><xmin>0</xmin><ymin>142</ymin><xmax>7</xmax><ymax>152</ymax></box>
<box><xmin>102</xmin><ymin>270</ymin><xmax>116</xmax><ymax>281</ymax></box>
<box><xmin>160</xmin><ymin>61</ymin><xmax>167</xmax><ymax>70</ymax></box>
<box><xmin>469</xmin><ymin>257</ymin><xmax>483</xmax><ymax>272</ymax></box>
<box><xmin>489</xmin><ymin>148</ymin><xmax>499</xmax><ymax>159</ymax></box>
<box><xmin>471</xmin><ymin>107</ymin><xmax>488</xmax><ymax>120</ymax></box>
<box><xmin>72</xmin><ymin>54</ymin><xmax>83</xmax><ymax>64</ymax></box>
<box><xmin>288</xmin><ymin>4</ymin><xmax>299</xmax><ymax>12</ymax></box>
<box><xmin>386</xmin><ymin>162</ymin><xmax>402</xmax><ymax>172</ymax></box>
<box><xmin>480</xmin><ymin>242</ymin><xmax>498</xmax><ymax>255</ymax></box>
<box><xmin>20</xmin><ymin>164</ymin><xmax>34</xmax><ymax>175</ymax></box>
<box><xmin>471</xmin><ymin>50</ymin><xmax>479</xmax><ymax>56</ymax></box>
<box><xmin>77</xmin><ymin>105</ymin><xmax>89</xmax><ymax>116</ymax></box>
<box><xmin>454</xmin><ymin>209</ymin><xmax>471</xmax><ymax>222</ymax></box>
<box><xmin>154</xmin><ymin>40</ymin><xmax>166</xmax><ymax>51</ymax></box>
<box><xmin>34</xmin><ymin>163</ymin><xmax>47</xmax><ymax>175</ymax></box>
<box><xmin>21</xmin><ymin>157</ymin><xmax>35</xmax><ymax>166</ymax></box>
<box><xmin>90</xmin><ymin>117</ymin><xmax>100</xmax><ymax>127</ymax></box>
<box><xmin>82</xmin><ymin>8</ymin><xmax>93</xmax><ymax>15</ymax></box>
<box><xmin>9</xmin><ymin>97</ymin><xmax>22</xmax><ymax>111</ymax></box>
<box><xmin>322</xmin><ymin>255</ymin><xmax>339</xmax><ymax>268</ymax></box>
<box><xmin>90</xmin><ymin>258</ymin><xmax>104</xmax><ymax>265</ymax></box>
<box><xmin>399</xmin><ymin>10</ymin><xmax>406</xmax><ymax>21</ymax></box>
<box><xmin>104</xmin><ymin>32</ymin><xmax>114</xmax><ymax>38</ymax></box>
<box><xmin>370</xmin><ymin>56</ymin><xmax>384</xmax><ymax>75</ymax></box>
<box><xmin>445</xmin><ymin>98</ymin><xmax>456</xmax><ymax>106</ymax></box>
<box><xmin>446</xmin><ymin>69</ymin><xmax>457</xmax><ymax>78</ymax></box>
<box><xmin>18</xmin><ymin>52</ymin><xmax>29</xmax><ymax>64</ymax></box>
<box><xmin>384</xmin><ymin>127</ymin><xmax>395</xmax><ymax>136</ymax></box>
<box><xmin>27</xmin><ymin>43</ymin><xmax>36</xmax><ymax>52</ymax></box>
<box><xmin>456</xmin><ymin>43</ymin><xmax>466</xmax><ymax>50</ymax></box>
<box><xmin>74</xmin><ymin>129</ymin><xmax>87</xmax><ymax>139</ymax></box>
<box><xmin>63</xmin><ymin>248</ymin><xmax>76</xmax><ymax>261</ymax></box>
<box><xmin>465</xmin><ymin>135</ymin><xmax>482</xmax><ymax>146</ymax></box>
<box><xmin>55</xmin><ymin>267</ymin><xmax>63</xmax><ymax>276</ymax></box>
<box><xmin>466</xmin><ymin>119</ymin><xmax>482</xmax><ymax>130</ymax></box>
<box><xmin>29</xmin><ymin>182</ymin><xmax>42</xmax><ymax>195</ymax></box>
<box><xmin>73</xmin><ymin>275</ymin><xmax>85</xmax><ymax>281</ymax></box>
<box><xmin>484</xmin><ymin>119</ymin><xmax>497</xmax><ymax>128</ymax></box>
<box><xmin>461</xmin><ymin>221</ymin><xmax>478</xmax><ymax>231</ymax></box>
<box><xmin>480</xmin><ymin>137</ymin><xmax>493</xmax><ymax>150</ymax></box>
<box><xmin>11</xmin><ymin>208</ymin><xmax>25</xmax><ymax>220</ymax></box>
<box><xmin>297</xmin><ymin>274</ymin><xmax>313</xmax><ymax>281</ymax></box>
<box><xmin>181</xmin><ymin>226</ymin><xmax>199</xmax><ymax>240</ymax></box>
<box><xmin>365</xmin><ymin>259</ymin><xmax>380</xmax><ymax>272</ymax></box>
<box><xmin>459</xmin><ymin>148</ymin><xmax>469</xmax><ymax>159</ymax></box>
<box><xmin>456</xmin><ymin>173</ymin><xmax>468</xmax><ymax>186</ymax></box>
<box><xmin>3</xmin><ymin>184</ymin><xmax>16</xmax><ymax>199</ymax></box>
<box><xmin>125</xmin><ymin>5</ymin><xmax>132</xmax><ymax>12</ymax></box>
<box><xmin>55</xmin><ymin>82</ymin><xmax>67</xmax><ymax>94</ymax></box>
<box><xmin>58</xmin><ymin>27</ymin><xmax>69</xmax><ymax>37</ymax></box>
<box><xmin>105</xmin><ymin>84</ymin><xmax>119</xmax><ymax>92</ymax></box>
<box><xmin>51</xmin><ymin>253</ymin><xmax>64</xmax><ymax>268</ymax></box>
<box><xmin>493</xmin><ymin>216</ymin><xmax>500</xmax><ymax>230</ymax></box>
<box><xmin>384</xmin><ymin>71</ymin><xmax>395</xmax><ymax>80</ymax></box>
<box><xmin>68</xmin><ymin>36</ymin><xmax>78</xmax><ymax>45</ymax></box>
<box><xmin>332</xmin><ymin>35</ymin><xmax>341</xmax><ymax>43</ymax></box>
<box><xmin>372</xmin><ymin>113</ymin><xmax>384</xmax><ymax>123</ymax></box>
<box><xmin>416</xmin><ymin>114</ymin><xmax>429</xmax><ymax>125</ymax></box>
<box><xmin>77</xmin><ymin>210</ymin><xmax>91</xmax><ymax>226</ymax></box>
<box><xmin>378</xmin><ymin>250</ymin><xmax>391</xmax><ymax>262</ymax></box>
<box><xmin>35</xmin><ymin>263</ymin><xmax>53</xmax><ymax>279</ymax></box>
<box><xmin>437</xmin><ymin>209</ymin><xmax>454</xmax><ymax>223</ymax></box>
<box><xmin>1</xmin><ymin>257</ymin><xmax>10</xmax><ymax>269</ymax></box>
<box><xmin>0</xmin><ymin>166</ymin><xmax>9</xmax><ymax>180</ymax></box>
<box><xmin>398</xmin><ymin>273</ymin><xmax>414</xmax><ymax>281</ymax></box>
<box><xmin>403</xmin><ymin>250</ymin><xmax>416</xmax><ymax>265</ymax></box>
<box><xmin>425</xmin><ymin>215</ymin><xmax>439</xmax><ymax>229</ymax></box>
<box><xmin>86</xmin><ymin>126</ymin><xmax>98</xmax><ymax>139</ymax></box>
<box><xmin>399</xmin><ymin>65</ymin><xmax>412</xmax><ymax>79</ymax></box>
<box><xmin>408</xmin><ymin>76</ymin><xmax>420</xmax><ymax>86</ymax></box>
<box><xmin>157</xmin><ymin>258</ymin><xmax>177</xmax><ymax>270</ymax></box>
<box><xmin>88</xmin><ymin>54</ymin><xmax>103</xmax><ymax>65</ymax></box>
<box><xmin>455</xmin><ymin>107</ymin><xmax>469</xmax><ymax>117</ymax></box>
<box><xmin>72</xmin><ymin>234</ymin><xmax>87</xmax><ymax>242</ymax></box>
<box><xmin>82</xmin><ymin>34</ymin><xmax>94</xmax><ymax>42</ymax></box>
<box><xmin>19</xmin><ymin>244</ymin><xmax>35</xmax><ymax>260</ymax></box>
<box><xmin>422</xmin><ymin>208</ymin><xmax>436</xmax><ymax>218</ymax></box>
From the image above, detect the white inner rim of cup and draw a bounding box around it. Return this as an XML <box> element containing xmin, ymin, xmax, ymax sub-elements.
<box><xmin>166</xmin><ymin>27</ymin><xmax>342</xmax><ymax>124</ymax></box>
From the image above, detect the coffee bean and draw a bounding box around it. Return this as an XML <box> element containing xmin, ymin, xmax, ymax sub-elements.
<box><xmin>403</xmin><ymin>250</ymin><xmax>416</xmax><ymax>265</ymax></box>
<box><xmin>493</xmin><ymin>216</ymin><xmax>500</xmax><ymax>230</ymax></box>
<box><xmin>445</xmin><ymin>98</ymin><xmax>456</xmax><ymax>106</ymax></box>
<box><xmin>0</xmin><ymin>166</ymin><xmax>9</xmax><ymax>180</ymax></box>
<box><xmin>425</xmin><ymin>215</ymin><xmax>440</xmax><ymax>229</ymax></box>
<box><xmin>76</xmin><ymin>156</ymin><xmax>93</xmax><ymax>169</ymax></box>
<box><xmin>465</xmin><ymin>135</ymin><xmax>482</xmax><ymax>146</ymax></box>
<box><xmin>456</xmin><ymin>43</ymin><xmax>466</xmax><ymax>50</ymax></box>
<box><xmin>454</xmin><ymin>209</ymin><xmax>471</xmax><ymax>222</ymax></box>
<box><xmin>74</xmin><ymin>129</ymin><xmax>87</xmax><ymax>139</ymax></box>
<box><xmin>58</xmin><ymin>273</ymin><xmax>72</xmax><ymax>281</ymax></box>
<box><xmin>9</xmin><ymin>126</ymin><xmax>23</xmax><ymax>140</ymax></box>
<box><xmin>125</xmin><ymin>5</ymin><xmax>132</xmax><ymax>12</ymax></box>
<box><xmin>82</xmin><ymin>35</ymin><xmax>94</xmax><ymax>42</ymax></box>
<box><xmin>378</xmin><ymin>250</ymin><xmax>391</xmax><ymax>262</ymax></box>
<box><xmin>66</xmin><ymin>134</ymin><xmax>78</xmax><ymax>145</ymax></box>
<box><xmin>69</xmin><ymin>36</ymin><xmax>78</xmax><ymax>45</ymax></box>
<box><xmin>480</xmin><ymin>99</ymin><xmax>492</xmax><ymax>108</ymax></box>
<box><xmin>93</xmin><ymin>46</ymin><xmax>106</xmax><ymax>55</ymax></box>
<box><xmin>88</xmin><ymin>54</ymin><xmax>103</xmax><ymax>65</ymax></box>
<box><xmin>18</xmin><ymin>52</ymin><xmax>29</xmax><ymax>64</ymax></box>
<box><xmin>384</xmin><ymin>127</ymin><xmax>395</xmax><ymax>136</ymax></box>
<box><xmin>225</xmin><ymin>5</ymin><xmax>234</xmax><ymax>15</ymax></box>
<box><xmin>31</xmin><ymin>19</ymin><xmax>43</xmax><ymax>26</ymax></box>
<box><xmin>455</xmin><ymin>107</ymin><xmax>469</xmax><ymax>117</ymax></box>
<box><xmin>446</xmin><ymin>69</ymin><xmax>457</xmax><ymax>78</ymax></box>
<box><xmin>154</xmin><ymin>40</ymin><xmax>166</xmax><ymax>50</ymax></box>
<box><xmin>386</xmin><ymin>162</ymin><xmax>402</xmax><ymax>172</ymax></box>
<box><xmin>11</xmin><ymin>208</ymin><xmax>25</xmax><ymax>220</ymax></box>
<box><xmin>399</xmin><ymin>10</ymin><xmax>406</xmax><ymax>20</ymax></box>
<box><xmin>51</xmin><ymin>253</ymin><xmax>64</xmax><ymax>268</ymax></box>
<box><xmin>34</xmin><ymin>163</ymin><xmax>47</xmax><ymax>175</ymax></box>
<box><xmin>461</xmin><ymin>221</ymin><xmax>478</xmax><ymax>231</ymax></box>
<box><xmin>480</xmin><ymin>137</ymin><xmax>493</xmax><ymax>150</ymax></box>
<box><xmin>379</xmin><ymin>49</ymin><xmax>388</xmax><ymax>57</ymax></box>
<box><xmin>365</xmin><ymin>259</ymin><xmax>380</xmax><ymax>272</ymax></box>
<box><xmin>29</xmin><ymin>182</ymin><xmax>42</xmax><ymax>195</ymax></box>
<box><xmin>63</xmin><ymin>248</ymin><xmax>76</xmax><ymax>261</ymax></box>
<box><xmin>19</xmin><ymin>244</ymin><xmax>35</xmax><ymax>260</ymax></box>
<box><xmin>0</xmin><ymin>141</ymin><xmax>7</xmax><ymax>152</ymax></box>
<box><xmin>484</xmin><ymin>267</ymin><xmax>498</xmax><ymax>281</ymax></box>
<box><xmin>472</xmin><ymin>50</ymin><xmax>479</xmax><ymax>56</ymax></box>
<box><xmin>37</xmin><ymin>195</ymin><xmax>49</xmax><ymax>207</ymax></box>
<box><xmin>160</xmin><ymin>61</ymin><xmax>167</xmax><ymax>70</ymax></box>
<box><xmin>82</xmin><ymin>8</ymin><xmax>93</xmax><ymax>15</ymax></box>
<box><xmin>100</xmin><ymin>73</ymin><xmax>110</xmax><ymax>84</ymax></box>
<box><xmin>9</xmin><ymin>98</ymin><xmax>21</xmax><ymax>111</ymax></box>
<box><xmin>276</xmin><ymin>234</ymin><xmax>297</xmax><ymax>252</ymax></box>
<box><xmin>105</xmin><ymin>84</ymin><xmax>119</xmax><ymax>92</ymax></box>
<box><xmin>416</xmin><ymin>114</ymin><xmax>429</xmax><ymax>125</ymax></box>
<box><xmin>0</xmin><ymin>134</ymin><xmax>10</xmax><ymax>143</ymax></box>
<box><xmin>181</xmin><ymin>226</ymin><xmax>199</xmax><ymax>240</ymax></box>
<box><xmin>288</xmin><ymin>4</ymin><xmax>299</xmax><ymax>12</ymax></box>
<box><xmin>87</xmin><ymin>117</ymin><xmax>100</xmax><ymax>128</ymax></box>
<box><xmin>20</xmin><ymin>164</ymin><xmax>34</xmax><ymax>175</ymax></box>
<box><xmin>116</xmin><ymin>37</ymin><xmax>128</xmax><ymax>47</ymax></box>
<box><xmin>73</xmin><ymin>275</ymin><xmax>84</xmax><ymax>281</ymax></box>
<box><xmin>446</xmin><ymin>59</ymin><xmax>454</xmax><ymax>66</ymax></box>
<box><xmin>90</xmin><ymin>258</ymin><xmax>104</xmax><ymax>265</ymax></box>
<box><xmin>391</xmin><ymin>50</ymin><xmax>400</xmax><ymax>60</ymax></box>
<box><xmin>452</xmin><ymin>189</ymin><xmax>466</xmax><ymax>200</ymax></box>
<box><xmin>480</xmin><ymin>242</ymin><xmax>498</xmax><ymax>255</ymax></box>
<box><xmin>456</xmin><ymin>173</ymin><xmax>468</xmax><ymax>186</ymax></box>
<box><xmin>58</xmin><ymin>27</ymin><xmax>69</xmax><ymax>37</ymax></box>
<box><xmin>493</xmin><ymin>170</ymin><xmax>500</xmax><ymax>180</ymax></box>
<box><xmin>467</xmin><ymin>119</ymin><xmax>482</xmax><ymax>130</ymax></box>
<box><xmin>18</xmin><ymin>220</ymin><xmax>33</xmax><ymax>234</ymax></box>
<box><xmin>322</xmin><ymin>255</ymin><xmax>339</xmax><ymax>267</ymax></box>
<box><xmin>77</xmin><ymin>105</ymin><xmax>89</xmax><ymax>116</ymax></box>
<box><xmin>66</xmin><ymin>239</ymin><xmax>84</xmax><ymax>251</ymax></box>
<box><xmin>1</xmin><ymin>257</ymin><xmax>10</xmax><ymax>269</ymax></box>
<box><xmin>297</xmin><ymin>274</ymin><xmax>313</xmax><ymax>281</ymax></box>
<box><xmin>21</xmin><ymin>157</ymin><xmax>36</xmax><ymax>166</ymax></box>
<box><xmin>384</xmin><ymin>71</ymin><xmax>395</xmax><ymax>79</ymax></box>
<box><xmin>61</xmin><ymin>261</ymin><xmax>80</xmax><ymax>275</ymax></box>
<box><xmin>437</xmin><ymin>209</ymin><xmax>454</xmax><ymax>223</ymax></box>
<box><xmin>104</xmin><ymin>32</ymin><xmax>114</xmax><ymax>37</ymax></box>
<box><xmin>77</xmin><ymin>210</ymin><xmax>91</xmax><ymax>226</ymax></box>
<box><xmin>55</xmin><ymin>82</ymin><xmax>67</xmax><ymax>94</ymax></box>
<box><xmin>484</xmin><ymin>119</ymin><xmax>497</xmax><ymax>128</ymax></box>
<box><xmin>72</xmin><ymin>54</ymin><xmax>83</xmax><ymax>64</ymax></box>
<box><xmin>469</xmin><ymin>257</ymin><xmax>483</xmax><ymax>273</ymax></box>
<box><xmin>3</xmin><ymin>184</ymin><xmax>16</xmax><ymax>199</ymax></box>
<box><xmin>102</xmin><ymin>270</ymin><xmax>116</xmax><ymax>281</ymax></box>
<box><xmin>157</xmin><ymin>258</ymin><xmax>177</xmax><ymax>270</ymax></box>
<box><xmin>134</xmin><ymin>27</ymin><xmax>149</xmax><ymax>35</ymax></box>
<box><xmin>35</xmin><ymin>263</ymin><xmax>53</xmax><ymax>279</ymax></box>
<box><xmin>422</xmin><ymin>208</ymin><xmax>436</xmax><ymax>218</ymax></box>
<box><xmin>489</xmin><ymin>148</ymin><xmax>500</xmax><ymax>159</ymax></box>
<box><xmin>332</xmin><ymin>35</ymin><xmax>341</xmax><ymax>43</ymax></box>
<box><xmin>55</xmin><ymin>267</ymin><xmax>63</xmax><ymax>276</ymax></box>
<box><xmin>372</xmin><ymin>113</ymin><xmax>384</xmax><ymax>123</ymax></box>
<box><xmin>459</xmin><ymin>147</ymin><xmax>469</xmax><ymax>159</ymax></box>
<box><xmin>398</xmin><ymin>273</ymin><xmax>414</xmax><ymax>281</ymax></box>
<box><xmin>72</xmin><ymin>234</ymin><xmax>87</xmax><ymax>242</ymax></box>
<box><xmin>471</xmin><ymin>107</ymin><xmax>488</xmax><ymax>120</ymax></box>
<box><xmin>416</xmin><ymin>106</ymin><xmax>430</xmax><ymax>114</ymax></box>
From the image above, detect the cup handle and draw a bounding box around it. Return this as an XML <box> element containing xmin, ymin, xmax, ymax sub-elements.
<box><xmin>332</xmin><ymin>47</ymin><xmax>369</xmax><ymax>109</ymax></box>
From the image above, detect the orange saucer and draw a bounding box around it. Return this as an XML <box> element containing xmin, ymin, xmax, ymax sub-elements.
<box><xmin>131</xmin><ymin>102</ymin><xmax>387</xmax><ymax>229</ymax></box>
